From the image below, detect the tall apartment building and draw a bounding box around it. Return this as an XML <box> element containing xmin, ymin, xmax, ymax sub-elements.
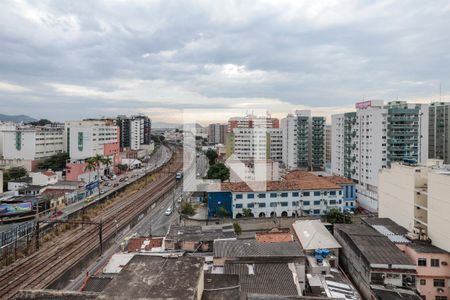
<box><xmin>379</xmin><ymin>161</ymin><xmax>450</xmax><ymax>253</ymax></box>
<box><xmin>331</xmin><ymin>100</ymin><xmax>428</xmax><ymax>212</ymax></box>
<box><xmin>226</xmin><ymin>127</ymin><xmax>283</xmax><ymax>161</ymax></box>
<box><xmin>207</xmin><ymin>123</ymin><xmax>226</xmax><ymax>144</ymax></box>
<box><xmin>227</xmin><ymin>114</ymin><xmax>279</xmax><ymax>132</ymax></box>
<box><xmin>429</xmin><ymin>102</ymin><xmax>450</xmax><ymax>164</ymax></box>
<box><xmin>281</xmin><ymin>110</ymin><xmax>325</xmax><ymax>171</ymax></box>
<box><xmin>64</xmin><ymin>119</ymin><xmax>120</xmax><ymax>160</ymax></box>
<box><xmin>2</xmin><ymin>125</ymin><xmax>64</xmax><ymax>161</ymax></box>
<box><xmin>324</xmin><ymin>124</ymin><xmax>332</xmax><ymax>168</ymax></box>
<box><xmin>117</xmin><ymin>114</ymin><xmax>152</xmax><ymax>151</ymax></box>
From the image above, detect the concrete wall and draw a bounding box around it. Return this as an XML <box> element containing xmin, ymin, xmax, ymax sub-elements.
<box><xmin>428</xmin><ymin>172</ymin><xmax>450</xmax><ymax>252</ymax></box>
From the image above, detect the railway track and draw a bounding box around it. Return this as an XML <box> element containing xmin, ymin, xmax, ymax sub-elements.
<box><xmin>0</xmin><ymin>146</ymin><xmax>183</xmax><ymax>299</ymax></box>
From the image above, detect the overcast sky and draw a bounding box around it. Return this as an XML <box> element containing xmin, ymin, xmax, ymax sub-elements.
<box><xmin>1</xmin><ymin>0</ymin><xmax>450</xmax><ymax>124</ymax></box>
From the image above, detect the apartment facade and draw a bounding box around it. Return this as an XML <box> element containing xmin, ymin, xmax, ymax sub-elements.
<box><xmin>64</xmin><ymin>120</ymin><xmax>120</xmax><ymax>160</ymax></box>
<box><xmin>117</xmin><ymin>114</ymin><xmax>151</xmax><ymax>151</ymax></box>
<box><xmin>331</xmin><ymin>100</ymin><xmax>428</xmax><ymax>212</ymax></box>
<box><xmin>207</xmin><ymin>123</ymin><xmax>226</xmax><ymax>144</ymax></box>
<box><xmin>379</xmin><ymin>161</ymin><xmax>450</xmax><ymax>253</ymax></box>
<box><xmin>207</xmin><ymin>172</ymin><xmax>355</xmax><ymax>218</ymax></box>
<box><xmin>227</xmin><ymin>114</ymin><xmax>279</xmax><ymax>132</ymax></box>
<box><xmin>2</xmin><ymin>126</ymin><xmax>64</xmax><ymax>161</ymax></box>
<box><xmin>281</xmin><ymin>110</ymin><xmax>325</xmax><ymax>171</ymax></box>
<box><xmin>429</xmin><ymin>102</ymin><xmax>450</xmax><ymax>164</ymax></box>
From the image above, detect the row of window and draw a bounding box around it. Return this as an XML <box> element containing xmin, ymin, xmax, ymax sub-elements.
<box><xmin>417</xmin><ymin>258</ymin><xmax>442</xmax><ymax>267</ymax></box>
<box><xmin>235</xmin><ymin>190</ymin><xmax>342</xmax><ymax>199</ymax></box>
<box><xmin>419</xmin><ymin>278</ymin><xmax>446</xmax><ymax>287</ymax></box>
<box><xmin>235</xmin><ymin>199</ymin><xmax>342</xmax><ymax>209</ymax></box>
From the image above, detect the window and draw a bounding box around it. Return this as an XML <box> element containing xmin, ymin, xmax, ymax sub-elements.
<box><xmin>292</xmin><ymin>192</ymin><xmax>299</xmax><ymax>197</ymax></box>
<box><xmin>247</xmin><ymin>203</ymin><xmax>254</xmax><ymax>208</ymax></box>
<box><xmin>247</xmin><ymin>194</ymin><xmax>254</xmax><ymax>199</ymax></box>
<box><xmin>281</xmin><ymin>192</ymin><xmax>288</xmax><ymax>198</ymax></box>
<box><xmin>303</xmin><ymin>201</ymin><xmax>310</xmax><ymax>206</ymax></box>
<box><xmin>330</xmin><ymin>191</ymin><xmax>336</xmax><ymax>195</ymax></box>
<box><xmin>235</xmin><ymin>204</ymin><xmax>243</xmax><ymax>208</ymax></box>
<box><xmin>419</xmin><ymin>279</ymin><xmax>426</xmax><ymax>285</ymax></box>
<box><xmin>339</xmin><ymin>191</ymin><xmax>342</xmax><ymax>195</ymax></box>
<box><xmin>314</xmin><ymin>191</ymin><xmax>320</xmax><ymax>196</ymax></box>
<box><xmin>436</xmin><ymin>296</ymin><xmax>447</xmax><ymax>300</ymax></box>
<box><xmin>433</xmin><ymin>279</ymin><xmax>445</xmax><ymax>287</ymax></box>
<box><xmin>313</xmin><ymin>209</ymin><xmax>321</xmax><ymax>215</ymax></box>
<box><xmin>314</xmin><ymin>200</ymin><xmax>321</xmax><ymax>206</ymax></box>
<box><xmin>329</xmin><ymin>200</ymin><xmax>336</xmax><ymax>205</ymax></box>
<box><xmin>303</xmin><ymin>192</ymin><xmax>310</xmax><ymax>196</ymax></box>
<box><xmin>418</xmin><ymin>258</ymin><xmax>427</xmax><ymax>266</ymax></box>
<box><xmin>258</xmin><ymin>193</ymin><xmax>266</xmax><ymax>198</ymax></box>
<box><xmin>431</xmin><ymin>259</ymin><xmax>440</xmax><ymax>267</ymax></box>
<box><xmin>270</xmin><ymin>202</ymin><xmax>277</xmax><ymax>207</ymax></box>
<box><xmin>270</xmin><ymin>193</ymin><xmax>277</xmax><ymax>198</ymax></box>
<box><xmin>259</xmin><ymin>203</ymin><xmax>266</xmax><ymax>208</ymax></box>
<box><xmin>280</xmin><ymin>202</ymin><xmax>288</xmax><ymax>207</ymax></box>
<box><xmin>236</xmin><ymin>194</ymin><xmax>243</xmax><ymax>199</ymax></box>
<box><xmin>292</xmin><ymin>201</ymin><xmax>299</xmax><ymax>206</ymax></box>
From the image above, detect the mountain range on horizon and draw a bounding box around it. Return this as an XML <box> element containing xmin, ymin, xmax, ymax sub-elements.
<box><xmin>0</xmin><ymin>113</ymin><xmax>37</xmax><ymax>123</ymax></box>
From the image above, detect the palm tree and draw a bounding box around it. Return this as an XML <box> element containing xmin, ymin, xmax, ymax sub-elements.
<box><xmin>102</xmin><ymin>156</ymin><xmax>113</xmax><ymax>176</ymax></box>
<box><xmin>90</xmin><ymin>154</ymin><xmax>106</xmax><ymax>199</ymax></box>
<box><xmin>84</xmin><ymin>158</ymin><xmax>96</xmax><ymax>184</ymax></box>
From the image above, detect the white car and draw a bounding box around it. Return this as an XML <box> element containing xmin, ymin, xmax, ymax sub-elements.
<box><xmin>164</xmin><ymin>207</ymin><xmax>172</xmax><ymax>216</ymax></box>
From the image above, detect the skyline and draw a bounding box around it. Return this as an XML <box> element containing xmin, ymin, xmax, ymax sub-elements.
<box><xmin>1</xmin><ymin>1</ymin><xmax>450</xmax><ymax>122</ymax></box>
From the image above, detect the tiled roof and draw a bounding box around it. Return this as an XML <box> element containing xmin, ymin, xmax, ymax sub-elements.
<box><xmin>224</xmin><ymin>262</ymin><xmax>299</xmax><ymax>296</ymax></box>
<box><xmin>166</xmin><ymin>224</ymin><xmax>236</xmax><ymax>242</ymax></box>
<box><xmin>255</xmin><ymin>231</ymin><xmax>293</xmax><ymax>243</ymax></box>
<box><xmin>220</xmin><ymin>177</ymin><xmax>341</xmax><ymax>193</ymax></box>
<box><xmin>42</xmin><ymin>171</ymin><xmax>56</xmax><ymax>176</ymax></box>
<box><xmin>214</xmin><ymin>240</ymin><xmax>302</xmax><ymax>258</ymax></box>
<box><xmin>126</xmin><ymin>237</ymin><xmax>163</xmax><ymax>252</ymax></box>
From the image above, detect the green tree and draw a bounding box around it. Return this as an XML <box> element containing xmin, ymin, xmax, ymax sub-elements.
<box><xmin>38</xmin><ymin>152</ymin><xmax>69</xmax><ymax>171</ymax></box>
<box><xmin>324</xmin><ymin>208</ymin><xmax>352</xmax><ymax>224</ymax></box>
<box><xmin>117</xmin><ymin>164</ymin><xmax>128</xmax><ymax>174</ymax></box>
<box><xmin>242</xmin><ymin>208</ymin><xmax>253</xmax><ymax>217</ymax></box>
<box><xmin>84</xmin><ymin>159</ymin><xmax>97</xmax><ymax>183</ymax></box>
<box><xmin>205</xmin><ymin>149</ymin><xmax>218</xmax><ymax>165</ymax></box>
<box><xmin>233</xmin><ymin>222</ymin><xmax>242</xmax><ymax>235</ymax></box>
<box><xmin>102</xmin><ymin>156</ymin><xmax>113</xmax><ymax>175</ymax></box>
<box><xmin>217</xmin><ymin>206</ymin><xmax>229</xmax><ymax>218</ymax></box>
<box><xmin>181</xmin><ymin>202</ymin><xmax>196</xmax><ymax>216</ymax></box>
<box><xmin>28</xmin><ymin>119</ymin><xmax>52</xmax><ymax>126</ymax></box>
<box><xmin>206</xmin><ymin>163</ymin><xmax>230</xmax><ymax>182</ymax></box>
<box><xmin>8</xmin><ymin>167</ymin><xmax>27</xmax><ymax>180</ymax></box>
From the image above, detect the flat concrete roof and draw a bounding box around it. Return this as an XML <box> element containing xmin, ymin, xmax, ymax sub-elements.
<box><xmin>98</xmin><ymin>255</ymin><xmax>203</xmax><ymax>300</ymax></box>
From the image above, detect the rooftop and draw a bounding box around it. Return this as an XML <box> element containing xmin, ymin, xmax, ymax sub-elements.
<box><xmin>292</xmin><ymin>220</ymin><xmax>341</xmax><ymax>250</ymax></box>
<box><xmin>224</xmin><ymin>262</ymin><xmax>300</xmax><ymax>297</ymax></box>
<box><xmin>334</xmin><ymin>224</ymin><xmax>415</xmax><ymax>267</ymax></box>
<box><xmin>214</xmin><ymin>240</ymin><xmax>303</xmax><ymax>259</ymax></box>
<box><xmin>255</xmin><ymin>230</ymin><xmax>293</xmax><ymax>243</ymax></box>
<box><xmin>126</xmin><ymin>237</ymin><xmax>163</xmax><ymax>252</ymax></box>
<box><xmin>362</xmin><ymin>218</ymin><xmax>409</xmax><ymax>236</ymax></box>
<box><xmin>371</xmin><ymin>285</ymin><xmax>423</xmax><ymax>300</ymax></box>
<box><xmin>166</xmin><ymin>224</ymin><xmax>236</xmax><ymax>242</ymax></box>
<box><xmin>98</xmin><ymin>255</ymin><xmax>204</xmax><ymax>300</ymax></box>
<box><xmin>202</xmin><ymin>273</ymin><xmax>240</xmax><ymax>300</ymax></box>
<box><xmin>408</xmin><ymin>241</ymin><xmax>449</xmax><ymax>254</ymax></box>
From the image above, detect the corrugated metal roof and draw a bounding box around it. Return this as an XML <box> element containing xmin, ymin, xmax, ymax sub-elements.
<box><xmin>213</xmin><ymin>240</ymin><xmax>302</xmax><ymax>258</ymax></box>
<box><xmin>292</xmin><ymin>220</ymin><xmax>341</xmax><ymax>250</ymax></box>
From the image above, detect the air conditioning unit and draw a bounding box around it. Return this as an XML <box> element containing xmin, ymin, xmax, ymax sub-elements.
<box><xmin>437</xmin><ymin>288</ymin><xmax>444</xmax><ymax>293</ymax></box>
<box><xmin>442</xmin><ymin>261</ymin><xmax>448</xmax><ymax>266</ymax></box>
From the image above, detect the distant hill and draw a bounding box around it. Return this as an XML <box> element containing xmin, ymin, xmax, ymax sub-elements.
<box><xmin>0</xmin><ymin>114</ymin><xmax>37</xmax><ymax>123</ymax></box>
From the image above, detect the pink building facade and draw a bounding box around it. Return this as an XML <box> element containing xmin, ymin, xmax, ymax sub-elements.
<box><xmin>397</xmin><ymin>243</ymin><xmax>450</xmax><ymax>300</ymax></box>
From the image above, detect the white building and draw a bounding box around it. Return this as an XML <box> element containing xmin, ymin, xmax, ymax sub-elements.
<box><xmin>227</xmin><ymin>159</ymin><xmax>280</xmax><ymax>182</ymax></box>
<box><xmin>331</xmin><ymin>100</ymin><xmax>429</xmax><ymax>212</ymax></box>
<box><xmin>281</xmin><ymin>110</ymin><xmax>325</xmax><ymax>171</ymax></box>
<box><xmin>228</xmin><ymin>127</ymin><xmax>282</xmax><ymax>162</ymax></box>
<box><xmin>31</xmin><ymin>170</ymin><xmax>58</xmax><ymax>186</ymax></box>
<box><xmin>64</xmin><ymin>120</ymin><xmax>119</xmax><ymax>160</ymax></box>
<box><xmin>378</xmin><ymin>161</ymin><xmax>450</xmax><ymax>252</ymax></box>
<box><xmin>2</xmin><ymin>126</ymin><xmax>64</xmax><ymax>161</ymax></box>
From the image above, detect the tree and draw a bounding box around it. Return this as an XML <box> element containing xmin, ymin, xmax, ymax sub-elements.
<box><xmin>117</xmin><ymin>164</ymin><xmax>128</xmax><ymax>174</ymax></box>
<box><xmin>205</xmin><ymin>149</ymin><xmax>218</xmax><ymax>165</ymax></box>
<box><xmin>324</xmin><ymin>208</ymin><xmax>352</xmax><ymax>224</ymax></box>
<box><xmin>206</xmin><ymin>163</ymin><xmax>230</xmax><ymax>182</ymax></box>
<box><xmin>217</xmin><ymin>207</ymin><xmax>229</xmax><ymax>218</ymax></box>
<box><xmin>242</xmin><ymin>208</ymin><xmax>253</xmax><ymax>217</ymax></box>
<box><xmin>84</xmin><ymin>158</ymin><xmax>97</xmax><ymax>183</ymax></box>
<box><xmin>233</xmin><ymin>222</ymin><xmax>242</xmax><ymax>235</ymax></box>
<box><xmin>102</xmin><ymin>156</ymin><xmax>113</xmax><ymax>175</ymax></box>
<box><xmin>180</xmin><ymin>202</ymin><xmax>196</xmax><ymax>216</ymax></box>
<box><xmin>28</xmin><ymin>119</ymin><xmax>52</xmax><ymax>126</ymax></box>
<box><xmin>38</xmin><ymin>152</ymin><xmax>69</xmax><ymax>171</ymax></box>
<box><xmin>7</xmin><ymin>167</ymin><xmax>27</xmax><ymax>180</ymax></box>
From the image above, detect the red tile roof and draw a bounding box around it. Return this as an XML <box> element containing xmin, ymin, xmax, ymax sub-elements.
<box><xmin>42</xmin><ymin>171</ymin><xmax>56</xmax><ymax>177</ymax></box>
<box><xmin>126</xmin><ymin>238</ymin><xmax>163</xmax><ymax>252</ymax></box>
<box><xmin>256</xmin><ymin>231</ymin><xmax>294</xmax><ymax>243</ymax></box>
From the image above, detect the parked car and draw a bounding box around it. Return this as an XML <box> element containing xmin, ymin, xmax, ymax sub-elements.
<box><xmin>119</xmin><ymin>178</ymin><xmax>125</xmax><ymax>182</ymax></box>
<box><xmin>113</xmin><ymin>183</ymin><xmax>120</xmax><ymax>187</ymax></box>
<box><xmin>164</xmin><ymin>207</ymin><xmax>172</xmax><ymax>216</ymax></box>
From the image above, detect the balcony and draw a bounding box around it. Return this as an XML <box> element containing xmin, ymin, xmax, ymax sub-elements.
<box><xmin>414</xmin><ymin>206</ymin><xmax>428</xmax><ymax>225</ymax></box>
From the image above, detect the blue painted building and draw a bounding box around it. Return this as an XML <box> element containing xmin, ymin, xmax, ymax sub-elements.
<box><xmin>207</xmin><ymin>191</ymin><xmax>232</xmax><ymax>218</ymax></box>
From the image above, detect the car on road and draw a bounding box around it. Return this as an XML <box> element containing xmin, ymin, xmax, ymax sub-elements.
<box><xmin>119</xmin><ymin>177</ymin><xmax>125</xmax><ymax>182</ymax></box>
<box><xmin>113</xmin><ymin>183</ymin><xmax>120</xmax><ymax>187</ymax></box>
<box><xmin>164</xmin><ymin>207</ymin><xmax>172</xmax><ymax>216</ymax></box>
